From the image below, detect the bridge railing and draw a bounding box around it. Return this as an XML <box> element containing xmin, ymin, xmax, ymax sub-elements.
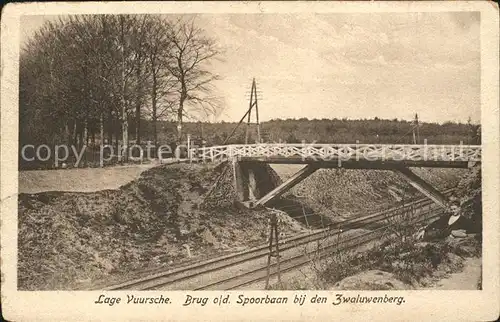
<box><xmin>188</xmin><ymin>143</ymin><xmax>482</xmax><ymax>163</ymax></box>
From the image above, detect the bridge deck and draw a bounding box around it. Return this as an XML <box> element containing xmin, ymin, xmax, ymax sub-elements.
<box><xmin>189</xmin><ymin>143</ymin><xmax>481</xmax><ymax>168</ymax></box>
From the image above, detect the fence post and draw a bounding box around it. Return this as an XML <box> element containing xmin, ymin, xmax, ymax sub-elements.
<box><xmin>187</xmin><ymin>134</ymin><xmax>191</xmax><ymax>163</ymax></box>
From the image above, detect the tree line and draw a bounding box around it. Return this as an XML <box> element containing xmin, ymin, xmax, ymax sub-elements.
<box><xmin>20</xmin><ymin>14</ymin><xmax>222</xmax><ymax>161</ymax></box>
<box><xmin>156</xmin><ymin>117</ymin><xmax>480</xmax><ymax>147</ymax></box>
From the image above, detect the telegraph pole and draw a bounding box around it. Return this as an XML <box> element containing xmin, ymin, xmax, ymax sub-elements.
<box><xmin>245</xmin><ymin>82</ymin><xmax>253</xmax><ymax>144</ymax></box>
<box><xmin>466</xmin><ymin>117</ymin><xmax>473</xmax><ymax>145</ymax></box>
<box><xmin>412</xmin><ymin>113</ymin><xmax>420</xmax><ymax>144</ymax></box>
<box><xmin>224</xmin><ymin>78</ymin><xmax>261</xmax><ymax>144</ymax></box>
<box><xmin>245</xmin><ymin>78</ymin><xmax>261</xmax><ymax>144</ymax></box>
<box><xmin>255</xmin><ymin>83</ymin><xmax>261</xmax><ymax>143</ymax></box>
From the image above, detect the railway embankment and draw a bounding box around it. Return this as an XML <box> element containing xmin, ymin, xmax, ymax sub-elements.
<box><xmin>18</xmin><ymin>162</ymin><xmax>303</xmax><ymax>290</ymax></box>
<box><xmin>18</xmin><ymin>162</ymin><xmax>479</xmax><ymax>290</ymax></box>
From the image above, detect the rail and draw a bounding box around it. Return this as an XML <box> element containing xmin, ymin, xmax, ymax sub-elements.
<box><xmin>100</xmin><ymin>190</ymin><xmax>453</xmax><ymax>291</ymax></box>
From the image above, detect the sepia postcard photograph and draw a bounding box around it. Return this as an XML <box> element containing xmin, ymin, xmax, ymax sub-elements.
<box><xmin>1</xmin><ymin>1</ymin><xmax>499</xmax><ymax>321</ymax></box>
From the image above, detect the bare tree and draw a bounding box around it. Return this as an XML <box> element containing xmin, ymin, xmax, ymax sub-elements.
<box><xmin>68</xmin><ymin>15</ymin><xmax>114</xmax><ymax>151</ymax></box>
<box><xmin>166</xmin><ymin>17</ymin><xmax>222</xmax><ymax>143</ymax></box>
<box><xmin>142</xmin><ymin>16</ymin><xmax>176</xmax><ymax>146</ymax></box>
<box><xmin>20</xmin><ymin>15</ymin><xmax>225</xmax><ymax>167</ymax></box>
<box><xmin>113</xmin><ymin>15</ymin><xmax>150</xmax><ymax>161</ymax></box>
<box><xmin>20</xmin><ymin>19</ymin><xmax>79</xmax><ymax>147</ymax></box>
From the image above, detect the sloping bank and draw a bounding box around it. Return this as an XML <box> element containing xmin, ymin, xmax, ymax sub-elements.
<box><xmin>18</xmin><ymin>162</ymin><xmax>303</xmax><ymax>290</ymax></box>
<box><xmin>280</xmin><ymin>166</ymin><xmax>467</xmax><ymax>218</ymax></box>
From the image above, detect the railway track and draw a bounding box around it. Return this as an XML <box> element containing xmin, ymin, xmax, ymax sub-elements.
<box><xmin>102</xmin><ymin>190</ymin><xmax>453</xmax><ymax>291</ymax></box>
<box><xmin>198</xmin><ymin>207</ymin><xmax>444</xmax><ymax>290</ymax></box>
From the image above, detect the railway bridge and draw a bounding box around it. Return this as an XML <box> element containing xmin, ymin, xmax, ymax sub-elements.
<box><xmin>188</xmin><ymin>143</ymin><xmax>481</xmax><ymax>209</ymax></box>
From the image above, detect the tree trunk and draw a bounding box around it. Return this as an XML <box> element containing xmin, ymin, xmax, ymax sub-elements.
<box><xmin>73</xmin><ymin>121</ymin><xmax>79</xmax><ymax>147</ymax></box>
<box><xmin>78</xmin><ymin>129</ymin><xmax>83</xmax><ymax>149</ymax></box>
<box><xmin>177</xmin><ymin>104</ymin><xmax>183</xmax><ymax>144</ymax></box>
<box><xmin>83</xmin><ymin>117</ymin><xmax>88</xmax><ymax>166</ymax></box>
<box><xmin>135</xmin><ymin>104</ymin><xmax>141</xmax><ymax>145</ymax></box>
<box><xmin>122</xmin><ymin>109</ymin><xmax>128</xmax><ymax>163</ymax></box>
<box><xmin>153</xmin><ymin>116</ymin><xmax>157</xmax><ymax>149</ymax></box>
<box><xmin>177</xmin><ymin>86</ymin><xmax>186</xmax><ymax>144</ymax></box>
<box><xmin>83</xmin><ymin>119</ymin><xmax>88</xmax><ymax>146</ymax></box>
<box><xmin>115</xmin><ymin>116</ymin><xmax>120</xmax><ymax>161</ymax></box>
<box><xmin>177</xmin><ymin>62</ymin><xmax>187</xmax><ymax>145</ymax></box>
<box><xmin>65</xmin><ymin>122</ymin><xmax>71</xmax><ymax>146</ymax></box>
<box><xmin>120</xmin><ymin>17</ymin><xmax>128</xmax><ymax>163</ymax></box>
<box><xmin>151</xmin><ymin>75</ymin><xmax>158</xmax><ymax>147</ymax></box>
<box><xmin>107</xmin><ymin>108</ymin><xmax>113</xmax><ymax>145</ymax></box>
<box><xmin>135</xmin><ymin>64</ymin><xmax>142</xmax><ymax>145</ymax></box>
<box><xmin>100</xmin><ymin>112</ymin><xmax>104</xmax><ymax>146</ymax></box>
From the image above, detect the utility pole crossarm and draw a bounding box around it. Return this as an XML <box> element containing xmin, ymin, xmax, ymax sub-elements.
<box><xmin>223</xmin><ymin>77</ymin><xmax>262</xmax><ymax>145</ymax></box>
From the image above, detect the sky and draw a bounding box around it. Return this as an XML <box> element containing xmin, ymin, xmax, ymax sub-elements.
<box><xmin>21</xmin><ymin>12</ymin><xmax>481</xmax><ymax>124</ymax></box>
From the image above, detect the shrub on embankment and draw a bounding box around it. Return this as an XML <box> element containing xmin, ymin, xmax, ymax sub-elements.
<box><xmin>17</xmin><ymin>162</ymin><xmax>304</xmax><ymax>290</ymax></box>
<box><xmin>270</xmin><ymin>231</ymin><xmax>481</xmax><ymax>290</ymax></box>
<box><xmin>454</xmin><ymin>166</ymin><xmax>482</xmax><ymax>233</ymax></box>
<box><xmin>326</xmin><ymin>166</ymin><xmax>483</xmax><ymax>289</ymax></box>
<box><xmin>270</xmin><ymin>166</ymin><xmax>483</xmax><ymax>290</ymax></box>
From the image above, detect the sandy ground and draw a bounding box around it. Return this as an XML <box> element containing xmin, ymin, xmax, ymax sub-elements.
<box><xmin>18</xmin><ymin>162</ymin><xmax>171</xmax><ymax>193</ymax></box>
<box><xmin>434</xmin><ymin>257</ymin><xmax>482</xmax><ymax>290</ymax></box>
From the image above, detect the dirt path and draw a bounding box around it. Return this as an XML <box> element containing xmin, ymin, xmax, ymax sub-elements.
<box><xmin>434</xmin><ymin>257</ymin><xmax>482</xmax><ymax>290</ymax></box>
<box><xmin>19</xmin><ymin>163</ymin><xmax>160</xmax><ymax>193</ymax></box>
